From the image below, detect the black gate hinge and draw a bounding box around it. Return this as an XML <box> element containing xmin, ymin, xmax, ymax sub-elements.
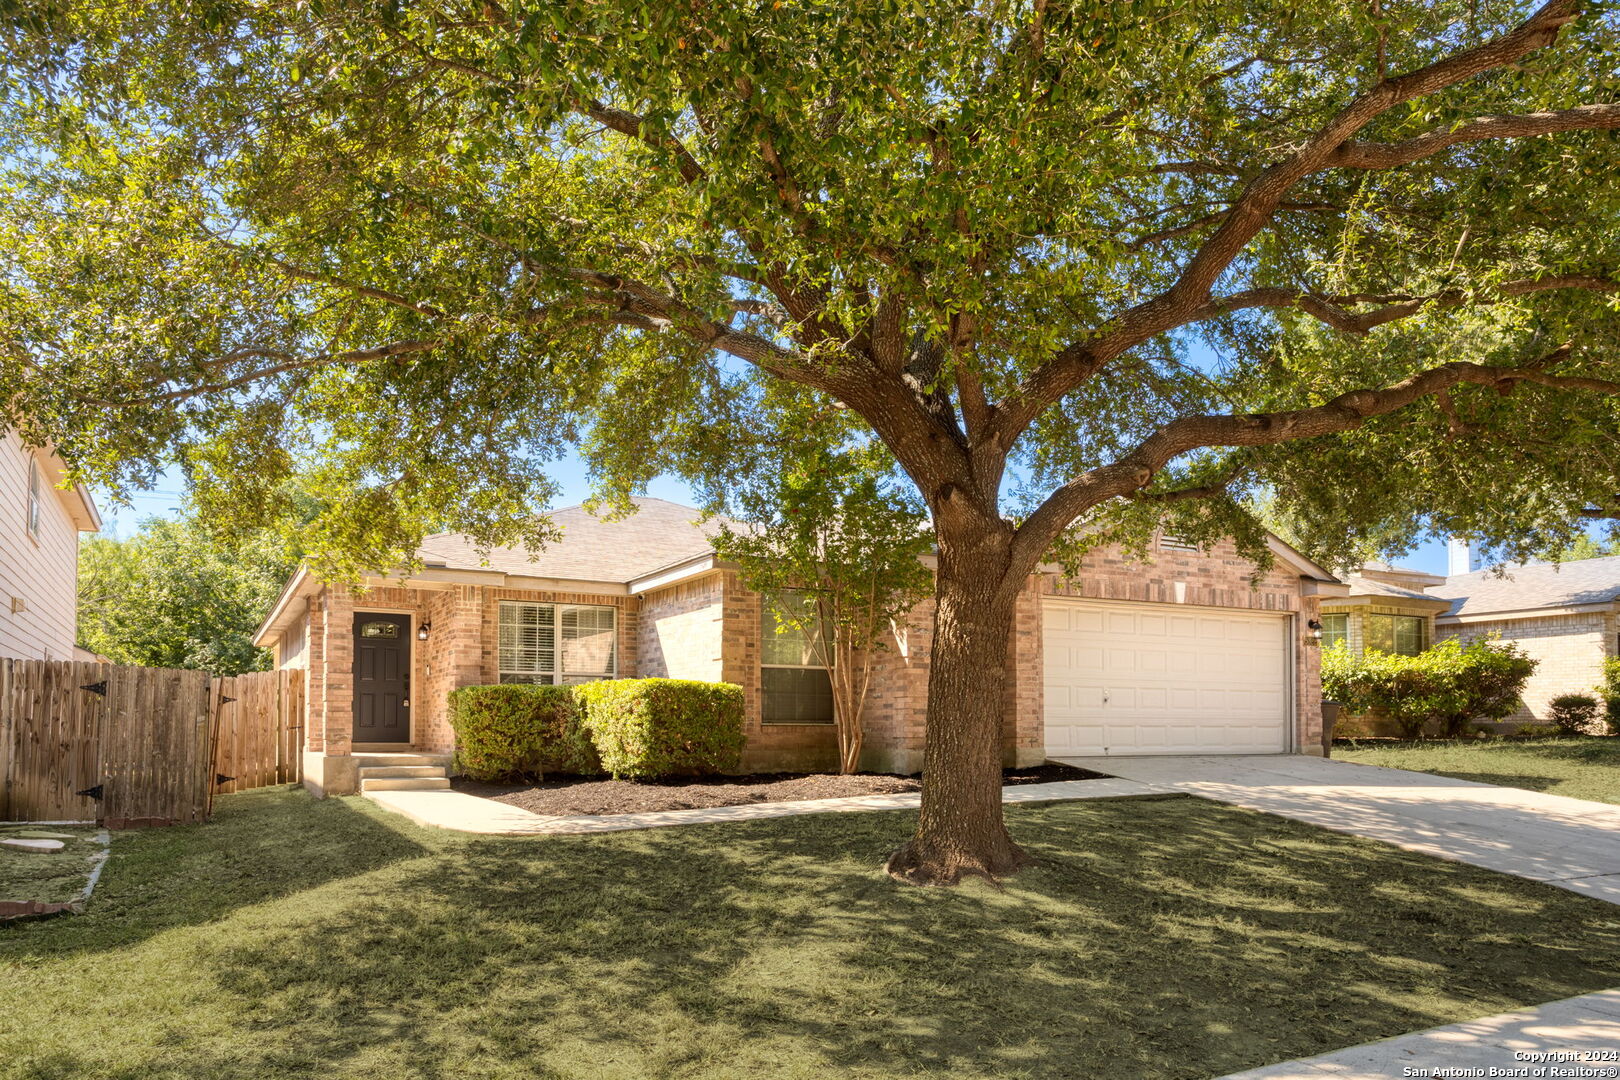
<box><xmin>80</xmin><ymin>681</ymin><xmax>107</xmax><ymax>696</ymax></box>
<box><xmin>76</xmin><ymin>784</ymin><xmax>103</xmax><ymax>800</ymax></box>
<box><xmin>215</xmin><ymin>774</ymin><xmax>235</xmax><ymax>787</ymax></box>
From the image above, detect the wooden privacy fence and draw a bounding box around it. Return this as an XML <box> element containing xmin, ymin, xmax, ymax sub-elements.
<box><xmin>0</xmin><ymin>661</ymin><xmax>304</xmax><ymax>825</ymax></box>
<box><xmin>210</xmin><ymin>669</ymin><xmax>304</xmax><ymax>796</ymax></box>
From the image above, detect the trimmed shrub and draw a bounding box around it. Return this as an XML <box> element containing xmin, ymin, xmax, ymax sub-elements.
<box><xmin>1548</xmin><ymin>693</ymin><xmax>1602</xmax><ymax>736</ymax></box>
<box><xmin>574</xmin><ymin>678</ymin><xmax>745</xmax><ymax>779</ymax></box>
<box><xmin>1321</xmin><ymin>637</ymin><xmax>1535</xmax><ymax>739</ymax></box>
<box><xmin>447</xmin><ymin>684</ymin><xmax>598</xmax><ymax>781</ymax></box>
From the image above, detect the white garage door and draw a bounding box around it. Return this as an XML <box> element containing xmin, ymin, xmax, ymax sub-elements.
<box><xmin>1043</xmin><ymin>599</ymin><xmax>1291</xmax><ymax>757</ymax></box>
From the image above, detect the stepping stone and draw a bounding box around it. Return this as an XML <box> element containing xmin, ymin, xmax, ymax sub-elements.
<box><xmin>0</xmin><ymin>838</ymin><xmax>64</xmax><ymax>853</ymax></box>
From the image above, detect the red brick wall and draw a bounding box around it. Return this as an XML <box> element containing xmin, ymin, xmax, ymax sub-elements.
<box><xmin>299</xmin><ymin>534</ymin><xmax>1324</xmax><ymax>773</ymax></box>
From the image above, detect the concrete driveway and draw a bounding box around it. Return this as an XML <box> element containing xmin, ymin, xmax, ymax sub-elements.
<box><xmin>1056</xmin><ymin>753</ymin><xmax>1620</xmax><ymax>904</ymax></box>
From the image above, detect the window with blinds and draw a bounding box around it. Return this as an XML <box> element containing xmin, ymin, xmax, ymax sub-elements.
<box><xmin>498</xmin><ymin>602</ymin><xmax>617</xmax><ymax>684</ymax></box>
<box><xmin>761</xmin><ymin>594</ymin><xmax>834</xmax><ymax>724</ymax></box>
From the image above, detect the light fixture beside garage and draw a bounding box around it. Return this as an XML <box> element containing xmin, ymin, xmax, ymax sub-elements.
<box><xmin>1306</xmin><ymin>619</ymin><xmax>1323</xmax><ymax>644</ymax></box>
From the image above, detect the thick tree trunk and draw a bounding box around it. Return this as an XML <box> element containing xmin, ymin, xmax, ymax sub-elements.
<box><xmin>886</xmin><ymin>524</ymin><xmax>1030</xmax><ymax>885</ymax></box>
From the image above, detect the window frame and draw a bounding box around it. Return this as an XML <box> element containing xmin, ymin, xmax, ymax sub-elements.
<box><xmin>1319</xmin><ymin>613</ymin><xmax>1349</xmax><ymax>650</ymax></box>
<box><xmin>1366</xmin><ymin>613</ymin><xmax>1427</xmax><ymax>657</ymax></box>
<box><xmin>497</xmin><ymin>600</ymin><xmax>618</xmax><ymax>685</ymax></box>
<box><xmin>25</xmin><ymin>457</ymin><xmax>41</xmax><ymax>541</ymax></box>
<box><xmin>760</xmin><ymin>594</ymin><xmax>836</xmax><ymax>726</ymax></box>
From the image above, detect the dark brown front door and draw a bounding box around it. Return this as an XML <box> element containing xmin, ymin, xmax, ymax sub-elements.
<box><xmin>354</xmin><ymin>613</ymin><xmax>411</xmax><ymax>744</ymax></box>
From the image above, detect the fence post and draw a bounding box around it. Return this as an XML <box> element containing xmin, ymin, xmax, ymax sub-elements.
<box><xmin>0</xmin><ymin>659</ymin><xmax>11</xmax><ymax>820</ymax></box>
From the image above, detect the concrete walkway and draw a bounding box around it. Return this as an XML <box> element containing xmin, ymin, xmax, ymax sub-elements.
<box><xmin>363</xmin><ymin>776</ymin><xmax>1173</xmax><ymax>836</ymax></box>
<box><xmin>1217</xmin><ymin>989</ymin><xmax>1620</xmax><ymax>1079</ymax></box>
<box><xmin>1059</xmin><ymin>753</ymin><xmax>1620</xmax><ymax>904</ymax></box>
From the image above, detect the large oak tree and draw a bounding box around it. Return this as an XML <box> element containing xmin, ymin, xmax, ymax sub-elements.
<box><xmin>6</xmin><ymin>0</ymin><xmax>1620</xmax><ymax>882</ymax></box>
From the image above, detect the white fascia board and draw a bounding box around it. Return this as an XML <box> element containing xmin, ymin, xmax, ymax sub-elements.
<box><xmin>628</xmin><ymin>555</ymin><xmax>721</xmax><ymax>595</ymax></box>
<box><xmin>252</xmin><ymin>566</ymin><xmax>318</xmax><ymax>647</ymax></box>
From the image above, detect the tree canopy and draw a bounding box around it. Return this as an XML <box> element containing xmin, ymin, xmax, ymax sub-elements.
<box><xmin>7</xmin><ymin>0</ymin><xmax>1620</xmax><ymax>880</ymax></box>
<box><xmin>78</xmin><ymin>512</ymin><xmax>299</xmax><ymax>676</ymax></box>
<box><xmin>3</xmin><ymin>0</ymin><xmax>1617</xmax><ymax>571</ymax></box>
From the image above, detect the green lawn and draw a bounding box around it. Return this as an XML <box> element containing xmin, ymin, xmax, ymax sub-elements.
<box><xmin>1336</xmin><ymin>737</ymin><xmax>1620</xmax><ymax>805</ymax></box>
<box><xmin>3</xmin><ymin>790</ymin><xmax>1619</xmax><ymax>1080</ymax></box>
<box><xmin>0</xmin><ymin>825</ymin><xmax>105</xmax><ymax>906</ymax></box>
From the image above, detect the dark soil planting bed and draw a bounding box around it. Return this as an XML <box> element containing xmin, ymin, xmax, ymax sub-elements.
<box><xmin>454</xmin><ymin>762</ymin><xmax>1109</xmax><ymax>817</ymax></box>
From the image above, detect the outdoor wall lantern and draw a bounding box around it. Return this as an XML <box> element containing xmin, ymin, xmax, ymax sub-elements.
<box><xmin>418</xmin><ymin>622</ymin><xmax>431</xmax><ymax>642</ymax></box>
<box><xmin>1306</xmin><ymin>619</ymin><xmax>1323</xmax><ymax>641</ymax></box>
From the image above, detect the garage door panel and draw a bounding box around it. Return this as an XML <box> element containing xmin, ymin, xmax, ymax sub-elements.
<box><xmin>1043</xmin><ymin>598</ymin><xmax>1289</xmax><ymax>757</ymax></box>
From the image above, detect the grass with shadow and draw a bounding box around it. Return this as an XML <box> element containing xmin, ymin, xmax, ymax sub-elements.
<box><xmin>1335</xmin><ymin>736</ymin><xmax>1620</xmax><ymax>804</ymax></box>
<box><xmin>3</xmin><ymin>787</ymin><xmax>1619</xmax><ymax>1079</ymax></box>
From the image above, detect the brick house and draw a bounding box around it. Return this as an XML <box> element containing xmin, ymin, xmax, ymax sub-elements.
<box><xmin>252</xmin><ymin>498</ymin><xmax>1345</xmax><ymax>795</ymax></box>
<box><xmin>1431</xmin><ymin>554</ymin><xmax>1620</xmax><ymax>726</ymax></box>
<box><xmin>1320</xmin><ymin>549</ymin><xmax>1620</xmax><ymax>731</ymax></box>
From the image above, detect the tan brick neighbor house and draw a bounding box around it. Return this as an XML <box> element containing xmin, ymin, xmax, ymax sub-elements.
<box><xmin>252</xmin><ymin>497</ymin><xmax>1346</xmax><ymax>796</ymax></box>
<box><xmin>1322</xmin><ymin>549</ymin><xmax>1620</xmax><ymax>730</ymax></box>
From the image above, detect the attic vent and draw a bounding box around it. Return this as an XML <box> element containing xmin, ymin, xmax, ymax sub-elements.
<box><xmin>424</xmin><ymin>561</ymin><xmax>449</xmax><ymax>569</ymax></box>
<box><xmin>1159</xmin><ymin>534</ymin><xmax>1200</xmax><ymax>553</ymax></box>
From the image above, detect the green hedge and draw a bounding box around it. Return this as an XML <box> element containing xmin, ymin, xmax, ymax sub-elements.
<box><xmin>447</xmin><ymin>683</ymin><xmax>599</xmax><ymax>781</ymax></box>
<box><xmin>573</xmin><ymin>679</ymin><xmax>746</xmax><ymax>779</ymax></box>
<box><xmin>1600</xmin><ymin>657</ymin><xmax>1620</xmax><ymax>735</ymax></box>
<box><xmin>1321</xmin><ymin>637</ymin><xmax>1535</xmax><ymax>738</ymax></box>
<box><xmin>446</xmin><ymin>678</ymin><xmax>744</xmax><ymax>781</ymax></box>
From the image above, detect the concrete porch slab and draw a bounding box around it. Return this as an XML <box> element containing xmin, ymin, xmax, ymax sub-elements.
<box><xmin>1056</xmin><ymin>754</ymin><xmax>1620</xmax><ymax>902</ymax></box>
<box><xmin>362</xmin><ymin>776</ymin><xmax>1177</xmax><ymax>837</ymax></box>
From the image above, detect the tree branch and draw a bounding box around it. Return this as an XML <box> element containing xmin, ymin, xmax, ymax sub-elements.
<box><xmin>1010</xmin><ymin>348</ymin><xmax>1598</xmax><ymax>566</ymax></box>
<box><xmin>1327</xmin><ymin>103</ymin><xmax>1620</xmax><ymax>169</ymax></box>
<box><xmin>995</xmin><ymin>0</ymin><xmax>1580</xmax><ymax>444</ymax></box>
<box><xmin>1194</xmin><ymin>275</ymin><xmax>1620</xmax><ymax>334</ymax></box>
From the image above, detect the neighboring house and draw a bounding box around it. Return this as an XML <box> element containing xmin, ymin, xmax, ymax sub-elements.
<box><xmin>1323</xmin><ymin>545</ymin><xmax>1620</xmax><ymax>729</ymax></box>
<box><xmin>1318</xmin><ymin>563</ymin><xmax>1452</xmax><ymax>658</ymax></box>
<box><xmin>0</xmin><ymin>432</ymin><xmax>101</xmax><ymax>660</ymax></box>
<box><xmin>252</xmin><ymin>497</ymin><xmax>1346</xmax><ymax>795</ymax></box>
<box><xmin>1432</xmin><ymin>551</ymin><xmax>1620</xmax><ymax>726</ymax></box>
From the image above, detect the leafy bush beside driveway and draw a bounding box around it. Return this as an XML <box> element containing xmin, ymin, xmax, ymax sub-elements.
<box><xmin>1322</xmin><ymin>638</ymin><xmax>1535</xmax><ymax>738</ymax></box>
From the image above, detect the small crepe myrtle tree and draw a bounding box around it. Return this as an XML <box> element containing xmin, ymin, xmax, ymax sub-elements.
<box><xmin>707</xmin><ymin>408</ymin><xmax>933</xmax><ymax>774</ymax></box>
<box><xmin>8</xmin><ymin>0</ymin><xmax>1620</xmax><ymax>883</ymax></box>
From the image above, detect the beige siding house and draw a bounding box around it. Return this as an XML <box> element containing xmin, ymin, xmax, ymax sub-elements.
<box><xmin>253</xmin><ymin>498</ymin><xmax>1345</xmax><ymax>796</ymax></box>
<box><xmin>0</xmin><ymin>432</ymin><xmax>101</xmax><ymax>660</ymax></box>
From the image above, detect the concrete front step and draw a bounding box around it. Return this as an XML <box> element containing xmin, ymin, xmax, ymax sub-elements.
<box><xmin>359</xmin><ymin>777</ymin><xmax>451</xmax><ymax>792</ymax></box>
<box><xmin>358</xmin><ymin>765</ymin><xmax>445</xmax><ymax>780</ymax></box>
<box><xmin>354</xmin><ymin>752</ymin><xmax>451</xmax><ymax>769</ymax></box>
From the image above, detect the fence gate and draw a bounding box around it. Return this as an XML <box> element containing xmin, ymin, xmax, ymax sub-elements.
<box><xmin>210</xmin><ymin>669</ymin><xmax>305</xmax><ymax>797</ymax></box>
<box><xmin>0</xmin><ymin>659</ymin><xmax>210</xmax><ymax>825</ymax></box>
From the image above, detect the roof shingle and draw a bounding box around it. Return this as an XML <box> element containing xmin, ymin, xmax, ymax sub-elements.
<box><xmin>1430</xmin><ymin>555</ymin><xmax>1620</xmax><ymax>618</ymax></box>
<box><xmin>415</xmin><ymin>497</ymin><xmax>721</xmax><ymax>583</ymax></box>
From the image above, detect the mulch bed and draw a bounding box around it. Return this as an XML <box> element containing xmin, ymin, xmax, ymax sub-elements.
<box><xmin>453</xmin><ymin>762</ymin><xmax>1111</xmax><ymax>817</ymax></box>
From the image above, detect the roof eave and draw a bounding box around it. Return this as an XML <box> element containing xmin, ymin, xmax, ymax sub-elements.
<box><xmin>252</xmin><ymin>566</ymin><xmax>318</xmax><ymax>647</ymax></box>
<box><xmin>1437</xmin><ymin>599</ymin><xmax>1619</xmax><ymax>624</ymax></box>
